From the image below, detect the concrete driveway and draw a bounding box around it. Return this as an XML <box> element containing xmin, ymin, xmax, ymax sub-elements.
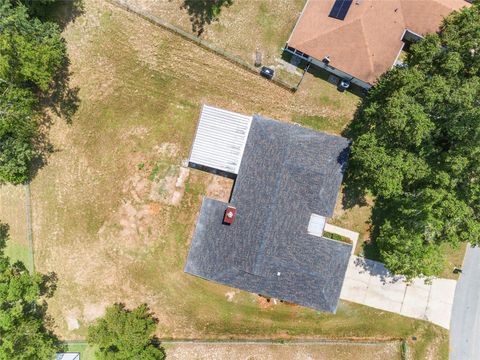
<box><xmin>340</xmin><ymin>256</ymin><xmax>457</xmax><ymax>329</ymax></box>
<box><xmin>450</xmin><ymin>245</ymin><xmax>480</xmax><ymax>360</ymax></box>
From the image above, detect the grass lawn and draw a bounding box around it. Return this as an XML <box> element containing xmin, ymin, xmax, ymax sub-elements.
<box><xmin>0</xmin><ymin>0</ymin><xmax>444</xmax><ymax>358</ymax></box>
<box><xmin>64</xmin><ymin>342</ymin><xmax>96</xmax><ymax>360</ymax></box>
<box><xmin>125</xmin><ymin>0</ymin><xmax>306</xmax><ymax>67</ymax></box>
<box><xmin>0</xmin><ymin>185</ymin><xmax>33</xmax><ymax>272</ymax></box>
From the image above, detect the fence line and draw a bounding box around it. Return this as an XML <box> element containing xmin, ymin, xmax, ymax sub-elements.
<box><xmin>24</xmin><ymin>184</ymin><xmax>35</xmax><ymax>274</ymax></box>
<box><xmin>64</xmin><ymin>338</ymin><xmax>401</xmax><ymax>346</ymax></box>
<box><xmin>105</xmin><ymin>0</ymin><xmax>297</xmax><ymax>93</ymax></box>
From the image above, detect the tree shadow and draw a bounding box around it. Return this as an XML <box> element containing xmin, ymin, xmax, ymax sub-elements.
<box><xmin>48</xmin><ymin>57</ymin><xmax>81</xmax><ymax>125</ymax></box>
<box><xmin>29</xmin><ymin>56</ymin><xmax>80</xmax><ymax>182</ymax></box>
<box><xmin>33</xmin><ymin>0</ymin><xmax>85</xmax><ymax>30</ymax></box>
<box><xmin>0</xmin><ymin>223</ymin><xmax>9</xmax><ymax>253</ymax></box>
<box><xmin>181</xmin><ymin>0</ymin><xmax>233</xmax><ymax>36</ymax></box>
<box><xmin>41</xmin><ymin>271</ymin><xmax>59</xmax><ymax>298</ymax></box>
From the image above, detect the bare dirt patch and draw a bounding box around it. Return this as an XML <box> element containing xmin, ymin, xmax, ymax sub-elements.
<box><xmin>65</xmin><ymin>309</ymin><xmax>81</xmax><ymax>331</ymax></box>
<box><xmin>205</xmin><ymin>175</ymin><xmax>233</xmax><ymax>203</ymax></box>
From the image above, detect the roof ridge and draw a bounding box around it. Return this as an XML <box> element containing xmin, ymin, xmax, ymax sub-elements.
<box><xmin>293</xmin><ymin>15</ymin><xmax>361</xmax><ymax>50</ymax></box>
<box><xmin>357</xmin><ymin>17</ymin><xmax>375</xmax><ymax>76</ymax></box>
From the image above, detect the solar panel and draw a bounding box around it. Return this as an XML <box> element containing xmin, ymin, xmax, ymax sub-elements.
<box><xmin>328</xmin><ymin>0</ymin><xmax>353</xmax><ymax>20</ymax></box>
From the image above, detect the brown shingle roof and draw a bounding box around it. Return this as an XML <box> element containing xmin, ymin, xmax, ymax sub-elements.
<box><xmin>288</xmin><ymin>0</ymin><xmax>468</xmax><ymax>84</ymax></box>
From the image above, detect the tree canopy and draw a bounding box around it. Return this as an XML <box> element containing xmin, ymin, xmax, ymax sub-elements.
<box><xmin>87</xmin><ymin>303</ymin><xmax>165</xmax><ymax>360</ymax></box>
<box><xmin>0</xmin><ymin>222</ymin><xmax>61</xmax><ymax>359</ymax></box>
<box><xmin>0</xmin><ymin>0</ymin><xmax>66</xmax><ymax>91</ymax></box>
<box><xmin>346</xmin><ymin>2</ymin><xmax>480</xmax><ymax>279</ymax></box>
<box><xmin>0</xmin><ymin>0</ymin><xmax>67</xmax><ymax>185</ymax></box>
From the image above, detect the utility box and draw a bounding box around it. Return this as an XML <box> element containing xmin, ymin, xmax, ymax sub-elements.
<box><xmin>255</xmin><ymin>49</ymin><xmax>262</xmax><ymax>67</ymax></box>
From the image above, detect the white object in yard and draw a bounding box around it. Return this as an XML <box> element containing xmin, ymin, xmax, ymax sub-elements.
<box><xmin>189</xmin><ymin>105</ymin><xmax>252</xmax><ymax>174</ymax></box>
<box><xmin>307</xmin><ymin>213</ymin><xmax>326</xmax><ymax>237</ymax></box>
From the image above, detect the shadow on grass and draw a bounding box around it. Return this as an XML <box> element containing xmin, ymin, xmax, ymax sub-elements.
<box><xmin>31</xmin><ymin>0</ymin><xmax>85</xmax><ymax>30</ymax></box>
<box><xmin>362</xmin><ymin>239</ymin><xmax>381</xmax><ymax>262</ymax></box>
<box><xmin>181</xmin><ymin>0</ymin><xmax>233</xmax><ymax>35</ymax></box>
<box><xmin>48</xmin><ymin>57</ymin><xmax>81</xmax><ymax>125</ymax></box>
<box><xmin>29</xmin><ymin>56</ymin><xmax>80</xmax><ymax>182</ymax></box>
<box><xmin>280</xmin><ymin>50</ymin><xmax>367</xmax><ymax>97</ymax></box>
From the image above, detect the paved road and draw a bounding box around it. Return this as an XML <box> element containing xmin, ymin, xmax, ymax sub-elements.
<box><xmin>450</xmin><ymin>246</ymin><xmax>480</xmax><ymax>360</ymax></box>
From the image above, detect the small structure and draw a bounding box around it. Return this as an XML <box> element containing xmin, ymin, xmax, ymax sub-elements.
<box><xmin>185</xmin><ymin>105</ymin><xmax>352</xmax><ymax>313</ymax></box>
<box><xmin>56</xmin><ymin>353</ymin><xmax>80</xmax><ymax>360</ymax></box>
<box><xmin>285</xmin><ymin>0</ymin><xmax>469</xmax><ymax>89</ymax></box>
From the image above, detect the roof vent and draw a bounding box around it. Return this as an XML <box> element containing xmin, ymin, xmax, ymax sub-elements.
<box><xmin>307</xmin><ymin>214</ymin><xmax>326</xmax><ymax>237</ymax></box>
<box><xmin>223</xmin><ymin>206</ymin><xmax>237</xmax><ymax>225</ymax></box>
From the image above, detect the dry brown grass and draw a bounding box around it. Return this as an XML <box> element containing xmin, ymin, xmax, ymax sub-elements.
<box><xmin>163</xmin><ymin>341</ymin><xmax>402</xmax><ymax>360</ymax></box>
<box><xmin>125</xmin><ymin>0</ymin><xmax>305</xmax><ymax>66</ymax></box>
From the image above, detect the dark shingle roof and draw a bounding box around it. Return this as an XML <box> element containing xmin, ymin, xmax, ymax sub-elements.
<box><xmin>185</xmin><ymin>115</ymin><xmax>352</xmax><ymax>313</ymax></box>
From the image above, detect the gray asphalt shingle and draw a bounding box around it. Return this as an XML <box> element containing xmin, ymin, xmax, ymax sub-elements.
<box><xmin>185</xmin><ymin>115</ymin><xmax>352</xmax><ymax>313</ymax></box>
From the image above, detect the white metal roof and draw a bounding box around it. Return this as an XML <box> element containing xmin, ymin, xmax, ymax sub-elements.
<box><xmin>189</xmin><ymin>105</ymin><xmax>252</xmax><ymax>174</ymax></box>
<box><xmin>56</xmin><ymin>353</ymin><xmax>80</xmax><ymax>360</ymax></box>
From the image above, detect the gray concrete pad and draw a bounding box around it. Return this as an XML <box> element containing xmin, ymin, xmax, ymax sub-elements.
<box><xmin>400</xmin><ymin>282</ymin><xmax>430</xmax><ymax>319</ymax></box>
<box><xmin>340</xmin><ymin>278</ymin><xmax>368</xmax><ymax>304</ymax></box>
<box><xmin>363</xmin><ymin>276</ymin><xmax>405</xmax><ymax>313</ymax></box>
<box><xmin>429</xmin><ymin>278</ymin><xmax>456</xmax><ymax>304</ymax></box>
<box><xmin>426</xmin><ymin>300</ymin><xmax>453</xmax><ymax>329</ymax></box>
<box><xmin>340</xmin><ymin>255</ymin><xmax>457</xmax><ymax>329</ymax></box>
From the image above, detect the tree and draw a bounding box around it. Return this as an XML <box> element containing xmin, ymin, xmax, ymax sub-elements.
<box><xmin>87</xmin><ymin>304</ymin><xmax>165</xmax><ymax>360</ymax></box>
<box><xmin>346</xmin><ymin>3</ymin><xmax>480</xmax><ymax>279</ymax></box>
<box><xmin>0</xmin><ymin>222</ymin><xmax>62</xmax><ymax>359</ymax></box>
<box><xmin>0</xmin><ymin>0</ymin><xmax>66</xmax><ymax>92</ymax></box>
<box><xmin>0</xmin><ymin>0</ymin><xmax>68</xmax><ymax>184</ymax></box>
<box><xmin>0</xmin><ymin>85</ymin><xmax>38</xmax><ymax>184</ymax></box>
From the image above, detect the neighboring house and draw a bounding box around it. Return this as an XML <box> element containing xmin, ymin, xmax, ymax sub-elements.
<box><xmin>285</xmin><ymin>0</ymin><xmax>469</xmax><ymax>89</ymax></box>
<box><xmin>184</xmin><ymin>105</ymin><xmax>352</xmax><ymax>313</ymax></box>
<box><xmin>56</xmin><ymin>353</ymin><xmax>80</xmax><ymax>360</ymax></box>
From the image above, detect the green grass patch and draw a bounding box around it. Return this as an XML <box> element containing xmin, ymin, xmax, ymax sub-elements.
<box><xmin>5</xmin><ymin>241</ymin><xmax>32</xmax><ymax>272</ymax></box>
<box><xmin>323</xmin><ymin>231</ymin><xmax>352</xmax><ymax>244</ymax></box>
<box><xmin>65</xmin><ymin>342</ymin><xmax>96</xmax><ymax>360</ymax></box>
<box><xmin>293</xmin><ymin>114</ymin><xmax>348</xmax><ymax>134</ymax></box>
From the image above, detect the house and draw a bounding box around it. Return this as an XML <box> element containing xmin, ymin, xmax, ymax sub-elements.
<box><xmin>184</xmin><ymin>105</ymin><xmax>352</xmax><ymax>313</ymax></box>
<box><xmin>285</xmin><ymin>0</ymin><xmax>469</xmax><ymax>89</ymax></box>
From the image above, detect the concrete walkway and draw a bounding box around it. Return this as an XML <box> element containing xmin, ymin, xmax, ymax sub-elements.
<box><xmin>324</xmin><ymin>223</ymin><xmax>457</xmax><ymax>329</ymax></box>
<box><xmin>340</xmin><ymin>256</ymin><xmax>457</xmax><ymax>329</ymax></box>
